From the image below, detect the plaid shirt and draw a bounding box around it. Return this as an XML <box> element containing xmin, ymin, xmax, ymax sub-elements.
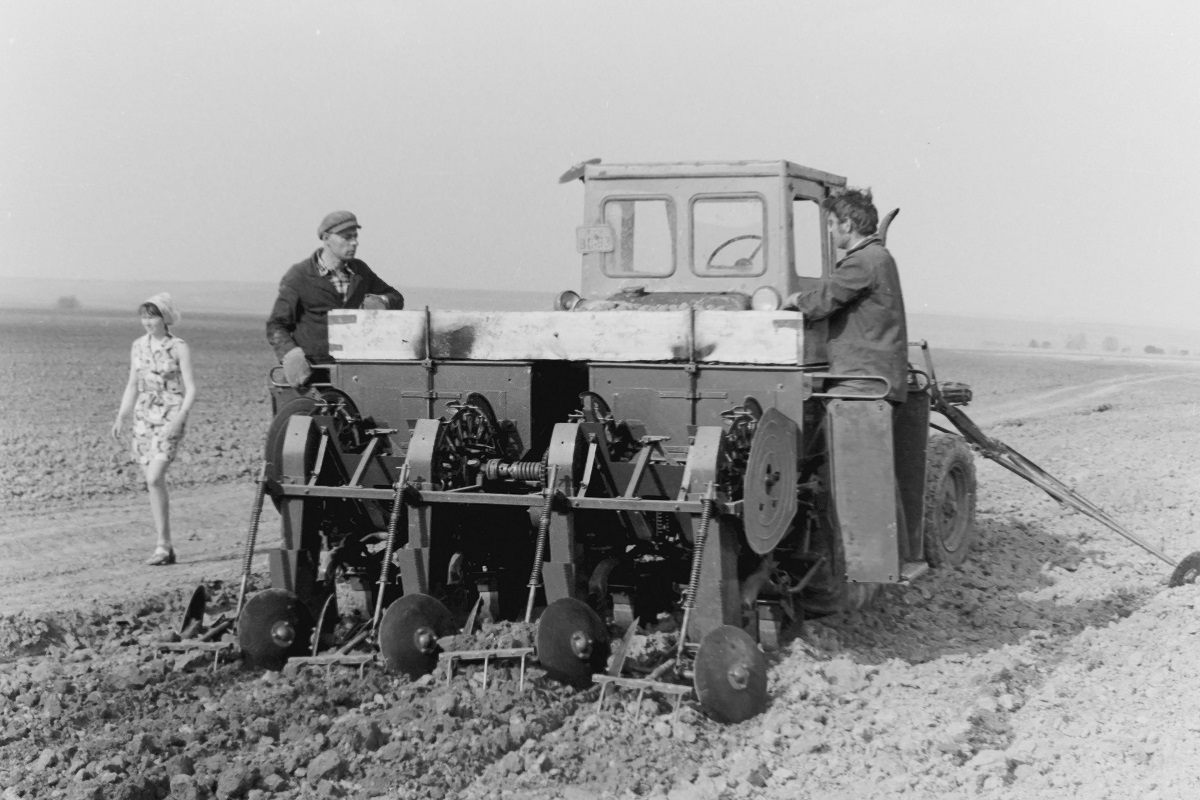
<box><xmin>316</xmin><ymin>260</ymin><xmax>352</xmax><ymax>301</ymax></box>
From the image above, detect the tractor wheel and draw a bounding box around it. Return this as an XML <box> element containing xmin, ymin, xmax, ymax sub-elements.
<box><xmin>799</xmin><ymin>575</ymin><xmax>879</xmax><ymax>617</ymax></box>
<box><xmin>923</xmin><ymin>434</ymin><xmax>977</xmax><ymax>567</ymax></box>
<box><xmin>797</xmin><ymin>518</ymin><xmax>879</xmax><ymax>617</ymax></box>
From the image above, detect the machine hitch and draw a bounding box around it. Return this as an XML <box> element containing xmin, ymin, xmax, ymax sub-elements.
<box><xmin>918</xmin><ymin>341</ymin><xmax>1200</xmax><ymax>587</ymax></box>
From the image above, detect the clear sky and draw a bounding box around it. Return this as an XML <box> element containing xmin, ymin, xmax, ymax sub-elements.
<box><xmin>3</xmin><ymin>1</ymin><xmax>1199</xmax><ymax>328</ymax></box>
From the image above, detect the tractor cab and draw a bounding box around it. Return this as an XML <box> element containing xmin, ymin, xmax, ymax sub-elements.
<box><xmin>562</xmin><ymin>160</ymin><xmax>842</xmax><ymax>317</ymax></box>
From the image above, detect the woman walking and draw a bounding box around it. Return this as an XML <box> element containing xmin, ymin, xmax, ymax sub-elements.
<box><xmin>110</xmin><ymin>293</ymin><xmax>196</xmax><ymax>565</ymax></box>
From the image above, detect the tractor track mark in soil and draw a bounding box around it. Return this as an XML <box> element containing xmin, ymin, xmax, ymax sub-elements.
<box><xmin>968</xmin><ymin>371</ymin><xmax>1200</xmax><ymax>426</ymax></box>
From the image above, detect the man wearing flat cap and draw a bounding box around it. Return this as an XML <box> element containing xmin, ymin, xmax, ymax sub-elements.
<box><xmin>267</xmin><ymin>211</ymin><xmax>404</xmax><ymax>387</ymax></box>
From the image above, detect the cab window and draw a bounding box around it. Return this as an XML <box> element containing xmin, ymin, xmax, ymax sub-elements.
<box><xmin>692</xmin><ymin>196</ymin><xmax>766</xmax><ymax>277</ymax></box>
<box><xmin>601</xmin><ymin>197</ymin><xmax>675</xmax><ymax>277</ymax></box>
<box><xmin>792</xmin><ymin>198</ymin><xmax>824</xmax><ymax>278</ymax></box>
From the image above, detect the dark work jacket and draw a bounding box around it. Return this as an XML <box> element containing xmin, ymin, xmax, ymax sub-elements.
<box><xmin>794</xmin><ymin>237</ymin><xmax>908</xmax><ymax>403</ymax></box>
<box><xmin>266</xmin><ymin>252</ymin><xmax>404</xmax><ymax>363</ymax></box>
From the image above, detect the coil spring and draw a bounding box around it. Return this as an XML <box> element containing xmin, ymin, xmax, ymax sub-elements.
<box><xmin>483</xmin><ymin>459</ymin><xmax>545</xmax><ymax>482</ymax></box>
<box><xmin>375</xmin><ymin>463</ymin><xmax>412</xmax><ymax>626</ymax></box>
<box><xmin>682</xmin><ymin>493</ymin><xmax>715</xmax><ymax>611</ymax></box>
<box><xmin>242</xmin><ymin>462</ymin><xmax>268</xmax><ymax>575</ymax></box>
<box><xmin>528</xmin><ymin>466</ymin><xmax>558</xmax><ymax>590</ymax></box>
<box><xmin>525</xmin><ymin>465</ymin><xmax>559</xmax><ymax>622</ymax></box>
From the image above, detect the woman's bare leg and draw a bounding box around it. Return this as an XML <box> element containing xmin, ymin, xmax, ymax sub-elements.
<box><xmin>143</xmin><ymin>459</ymin><xmax>171</xmax><ymax>550</ymax></box>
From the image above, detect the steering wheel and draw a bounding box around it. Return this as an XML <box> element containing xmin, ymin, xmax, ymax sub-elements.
<box><xmin>706</xmin><ymin>234</ymin><xmax>764</xmax><ymax>270</ymax></box>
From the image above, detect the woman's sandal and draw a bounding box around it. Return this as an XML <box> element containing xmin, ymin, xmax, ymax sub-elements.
<box><xmin>146</xmin><ymin>547</ymin><xmax>176</xmax><ymax>566</ymax></box>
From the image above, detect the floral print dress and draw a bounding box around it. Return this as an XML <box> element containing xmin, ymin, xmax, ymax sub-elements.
<box><xmin>131</xmin><ymin>334</ymin><xmax>187</xmax><ymax>465</ymax></box>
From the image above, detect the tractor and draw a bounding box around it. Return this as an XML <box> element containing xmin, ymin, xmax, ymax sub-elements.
<box><xmin>182</xmin><ymin>160</ymin><xmax>983</xmax><ymax>723</ymax></box>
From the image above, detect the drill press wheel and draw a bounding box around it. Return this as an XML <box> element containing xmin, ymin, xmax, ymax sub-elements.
<box><xmin>536</xmin><ymin>598</ymin><xmax>610</xmax><ymax>689</ymax></box>
<box><xmin>377</xmin><ymin>594</ymin><xmax>456</xmax><ymax>679</ymax></box>
<box><xmin>237</xmin><ymin>589</ymin><xmax>314</xmax><ymax>671</ymax></box>
<box><xmin>693</xmin><ymin>625</ymin><xmax>768</xmax><ymax>723</ymax></box>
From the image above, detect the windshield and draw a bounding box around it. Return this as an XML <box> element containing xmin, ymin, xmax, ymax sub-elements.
<box><xmin>692</xmin><ymin>195</ymin><xmax>766</xmax><ymax>276</ymax></box>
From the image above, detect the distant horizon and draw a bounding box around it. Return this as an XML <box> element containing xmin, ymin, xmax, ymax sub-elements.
<box><xmin>8</xmin><ymin>275</ymin><xmax>1200</xmax><ymax>356</ymax></box>
<box><xmin>5</xmin><ymin>275</ymin><xmax>1200</xmax><ymax>337</ymax></box>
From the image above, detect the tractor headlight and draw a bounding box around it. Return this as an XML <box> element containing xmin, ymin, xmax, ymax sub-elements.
<box><xmin>555</xmin><ymin>290</ymin><xmax>582</xmax><ymax>311</ymax></box>
<box><xmin>750</xmin><ymin>286</ymin><xmax>781</xmax><ymax>311</ymax></box>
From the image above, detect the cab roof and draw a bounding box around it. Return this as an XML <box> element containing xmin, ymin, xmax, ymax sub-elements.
<box><xmin>582</xmin><ymin>160</ymin><xmax>847</xmax><ymax>186</ymax></box>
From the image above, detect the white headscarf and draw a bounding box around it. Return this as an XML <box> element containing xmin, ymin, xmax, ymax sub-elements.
<box><xmin>143</xmin><ymin>292</ymin><xmax>181</xmax><ymax>326</ymax></box>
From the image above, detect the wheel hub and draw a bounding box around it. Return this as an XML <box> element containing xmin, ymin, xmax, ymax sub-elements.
<box><xmin>270</xmin><ymin>620</ymin><xmax>296</xmax><ymax>648</ymax></box>
<box><xmin>726</xmin><ymin>662</ymin><xmax>750</xmax><ymax>691</ymax></box>
<box><xmin>570</xmin><ymin>630</ymin><xmax>593</xmax><ymax>660</ymax></box>
<box><xmin>414</xmin><ymin>626</ymin><xmax>438</xmax><ymax>654</ymax></box>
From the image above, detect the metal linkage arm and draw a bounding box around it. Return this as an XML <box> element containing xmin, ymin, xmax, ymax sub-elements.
<box><xmin>919</xmin><ymin>342</ymin><xmax>1177</xmax><ymax>568</ymax></box>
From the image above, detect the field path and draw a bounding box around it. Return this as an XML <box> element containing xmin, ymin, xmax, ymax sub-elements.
<box><xmin>963</xmin><ymin>369</ymin><xmax>1200</xmax><ymax>426</ymax></box>
<box><xmin>0</xmin><ymin>483</ymin><xmax>273</xmax><ymax>617</ymax></box>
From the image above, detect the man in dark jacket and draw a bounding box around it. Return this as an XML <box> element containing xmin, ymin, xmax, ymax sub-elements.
<box><xmin>786</xmin><ymin>189</ymin><xmax>908</xmax><ymax>403</ymax></box>
<box><xmin>785</xmin><ymin>188</ymin><xmax>912</xmax><ymax>586</ymax></box>
<box><xmin>267</xmin><ymin>210</ymin><xmax>404</xmax><ymax>387</ymax></box>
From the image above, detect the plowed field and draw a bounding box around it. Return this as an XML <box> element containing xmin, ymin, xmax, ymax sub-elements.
<box><xmin>4</xmin><ymin>309</ymin><xmax>1200</xmax><ymax>800</ymax></box>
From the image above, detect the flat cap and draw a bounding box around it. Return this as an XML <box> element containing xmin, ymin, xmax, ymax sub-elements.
<box><xmin>318</xmin><ymin>210</ymin><xmax>360</xmax><ymax>237</ymax></box>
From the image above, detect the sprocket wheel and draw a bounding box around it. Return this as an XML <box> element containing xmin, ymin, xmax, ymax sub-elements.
<box><xmin>434</xmin><ymin>393</ymin><xmax>507</xmax><ymax>489</ymax></box>
<box><xmin>718</xmin><ymin>398</ymin><xmax>762</xmax><ymax>500</ymax></box>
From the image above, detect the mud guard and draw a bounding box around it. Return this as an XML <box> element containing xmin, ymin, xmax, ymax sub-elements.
<box><xmin>826</xmin><ymin>399</ymin><xmax>901</xmax><ymax>583</ymax></box>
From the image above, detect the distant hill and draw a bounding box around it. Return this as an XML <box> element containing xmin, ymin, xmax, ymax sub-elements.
<box><xmin>2</xmin><ymin>278</ymin><xmax>558</xmax><ymax>315</ymax></box>
<box><xmin>906</xmin><ymin>314</ymin><xmax>1200</xmax><ymax>357</ymax></box>
<box><xmin>6</xmin><ymin>277</ymin><xmax>1200</xmax><ymax>357</ymax></box>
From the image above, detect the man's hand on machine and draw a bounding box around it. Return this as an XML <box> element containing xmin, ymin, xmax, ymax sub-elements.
<box><xmin>282</xmin><ymin>347</ymin><xmax>313</xmax><ymax>388</ymax></box>
<box><xmin>362</xmin><ymin>294</ymin><xmax>388</xmax><ymax>310</ymax></box>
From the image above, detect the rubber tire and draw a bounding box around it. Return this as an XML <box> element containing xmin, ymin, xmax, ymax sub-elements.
<box><xmin>1169</xmin><ymin>551</ymin><xmax>1200</xmax><ymax>587</ymax></box>
<box><xmin>923</xmin><ymin>434</ymin><xmax>978</xmax><ymax>567</ymax></box>
<box><xmin>800</xmin><ymin>576</ymin><xmax>879</xmax><ymax>617</ymax></box>
<box><xmin>797</xmin><ymin>511</ymin><xmax>880</xmax><ymax>616</ymax></box>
